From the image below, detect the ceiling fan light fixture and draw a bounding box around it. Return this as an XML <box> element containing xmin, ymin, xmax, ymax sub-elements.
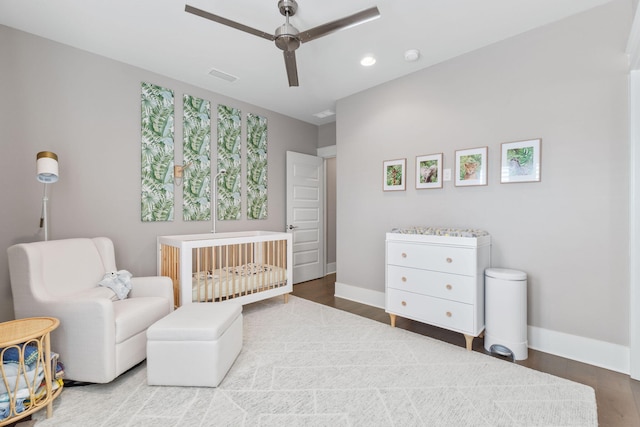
<box><xmin>360</xmin><ymin>55</ymin><xmax>376</xmax><ymax>67</ymax></box>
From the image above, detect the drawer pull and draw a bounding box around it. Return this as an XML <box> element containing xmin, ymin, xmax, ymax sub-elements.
<box><xmin>446</xmin><ymin>284</ymin><xmax>452</xmax><ymax>290</ymax></box>
<box><xmin>401</xmin><ymin>301</ymin><xmax>407</xmax><ymax>306</ymax></box>
<box><xmin>446</xmin><ymin>257</ymin><xmax>453</xmax><ymax>263</ymax></box>
<box><xmin>401</xmin><ymin>276</ymin><xmax>407</xmax><ymax>282</ymax></box>
<box><xmin>446</xmin><ymin>311</ymin><xmax>452</xmax><ymax>317</ymax></box>
<box><xmin>401</xmin><ymin>252</ymin><xmax>407</xmax><ymax>258</ymax></box>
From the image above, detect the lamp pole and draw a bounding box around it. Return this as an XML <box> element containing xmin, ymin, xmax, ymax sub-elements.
<box><xmin>41</xmin><ymin>184</ymin><xmax>49</xmax><ymax>241</ymax></box>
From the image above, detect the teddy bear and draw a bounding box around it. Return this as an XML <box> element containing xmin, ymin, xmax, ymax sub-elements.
<box><xmin>98</xmin><ymin>270</ymin><xmax>132</xmax><ymax>300</ymax></box>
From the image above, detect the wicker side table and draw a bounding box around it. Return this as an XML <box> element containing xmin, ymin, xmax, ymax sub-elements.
<box><xmin>0</xmin><ymin>317</ymin><xmax>62</xmax><ymax>426</ymax></box>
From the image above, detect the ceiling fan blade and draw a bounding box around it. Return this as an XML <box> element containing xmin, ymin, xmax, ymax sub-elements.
<box><xmin>283</xmin><ymin>50</ymin><xmax>299</xmax><ymax>87</ymax></box>
<box><xmin>298</xmin><ymin>6</ymin><xmax>380</xmax><ymax>43</ymax></box>
<box><xmin>185</xmin><ymin>4</ymin><xmax>275</xmax><ymax>41</ymax></box>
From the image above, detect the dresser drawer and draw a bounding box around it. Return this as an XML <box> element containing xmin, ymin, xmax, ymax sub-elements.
<box><xmin>386</xmin><ymin>265</ymin><xmax>475</xmax><ymax>303</ymax></box>
<box><xmin>387</xmin><ymin>289</ymin><xmax>475</xmax><ymax>334</ymax></box>
<box><xmin>386</xmin><ymin>242</ymin><xmax>476</xmax><ymax>275</ymax></box>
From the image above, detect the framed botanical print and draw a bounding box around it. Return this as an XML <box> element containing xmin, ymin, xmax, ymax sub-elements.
<box><xmin>455</xmin><ymin>146</ymin><xmax>488</xmax><ymax>187</ymax></box>
<box><xmin>383</xmin><ymin>158</ymin><xmax>406</xmax><ymax>191</ymax></box>
<box><xmin>416</xmin><ymin>153</ymin><xmax>443</xmax><ymax>189</ymax></box>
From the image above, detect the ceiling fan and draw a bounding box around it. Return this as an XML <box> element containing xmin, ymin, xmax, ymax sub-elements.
<box><xmin>185</xmin><ymin>0</ymin><xmax>381</xmax><ymax>87</ymax></box>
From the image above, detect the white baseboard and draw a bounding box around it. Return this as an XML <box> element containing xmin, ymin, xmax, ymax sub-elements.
<box><xmin>325</xmin><ymin>262</ymin><xmax>336</xmax><ymax>274</ymax></box>
<box><xmin>334</xmin><ymin>281</ymin><xmax>630</xmax><ymax>374</ymax></box>
<box><xmin>334</xmin><ymin>281</ymin><xmax>385</xmax><ymax>309</ymax></box>
<box><xmin>528</xmin><ymin>326</ymin><xmax>629</xmax><ymax>374</ymax></box>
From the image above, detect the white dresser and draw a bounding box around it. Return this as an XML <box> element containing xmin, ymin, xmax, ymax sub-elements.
<box><xmin>385</xmin><ymin>229</ymin><xmax>491</xmax><ymax>350</ymax></box>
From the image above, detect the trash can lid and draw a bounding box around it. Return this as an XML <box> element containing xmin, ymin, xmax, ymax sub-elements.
<box><xmin>485</xmin><ymin>268</ymin><xmax>527</xmax><ymax>280</ymax></box>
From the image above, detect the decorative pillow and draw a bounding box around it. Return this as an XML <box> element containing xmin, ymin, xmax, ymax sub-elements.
<box><xmin>98</xmin><ymin>270</ymin><xmax>133</xmax><ymax>300</ymax></box>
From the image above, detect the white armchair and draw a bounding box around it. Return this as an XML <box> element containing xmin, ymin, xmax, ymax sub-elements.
<box><xmin>7</xmin><ymin>237</ymin><xmax>174</xmax><ymax>384</ymax></box>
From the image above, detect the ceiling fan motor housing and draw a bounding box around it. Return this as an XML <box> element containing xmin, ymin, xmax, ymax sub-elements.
<box><xmin>275</xmin><ymin>23</ymin><xmax>301</xmax><ymax>51</ymax></box>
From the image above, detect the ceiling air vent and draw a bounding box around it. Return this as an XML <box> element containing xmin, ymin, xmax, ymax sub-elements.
<box><xmin>208</xmin><ymin>67</ymin><xmax>238</xmax><ymax>82</ymax></box>
<box><xmin>313</xmin><ymin>109</ymin><xmax>335</xmax><ymax>119</ymax></box>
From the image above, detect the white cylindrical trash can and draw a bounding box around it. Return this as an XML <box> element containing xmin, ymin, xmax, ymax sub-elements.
<box><xmin>484</xmin><ymin>268</ymin><xmax>528</xmax><ymax>360</ymax></box>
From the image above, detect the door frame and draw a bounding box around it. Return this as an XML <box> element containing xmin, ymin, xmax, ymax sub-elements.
<box><xmin>628</xmin><ymin>5</ymin><xmax>640</xmax><ymax>379</ymax></box>
<box><xmin>630</xmin><ymin>69</ymin><xmax>640</xmax><ymax>379</ymax></box>
<box><xmin>317</xmin><ymin>145</ymin><xmax>337</xmax><ymax>276</ymax></box>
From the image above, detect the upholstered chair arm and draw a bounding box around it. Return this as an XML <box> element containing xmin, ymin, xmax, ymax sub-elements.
<box><xmin>37</xmin><ymin>297</ymin><xmax>117</xmax><ymax>383</ymax></box>
<box><xmin>129</xmin><ymin>276</ymin><xmax>174</xmax><ymax>312</ymax></box>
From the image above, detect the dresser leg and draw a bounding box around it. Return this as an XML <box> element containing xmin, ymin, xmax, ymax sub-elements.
<box><xmin>464</xmin><ymin>334</ymin><xmax>474</xmax><ymax>351</ymax></box>
<box><xmin>389</xmin><ymin>313</ymin><xmax>396</xmax><ymax>327</ymax></box>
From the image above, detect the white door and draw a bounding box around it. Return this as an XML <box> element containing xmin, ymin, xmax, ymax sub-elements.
<box><xmin>286</xmin><ymin>151</ymin><xmax>324</xmax><ymax>284</ymax></box>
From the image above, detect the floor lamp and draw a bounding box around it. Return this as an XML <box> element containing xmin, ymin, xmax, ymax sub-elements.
<box><xmin>36</xmin><ymin>151</ymin><xmax>59</xmax><ymax>241</ymax></box>
<box><xmin>211</xmin><ymin>169</ymin><xmax>226</xmax><ymax>234</ymax></box>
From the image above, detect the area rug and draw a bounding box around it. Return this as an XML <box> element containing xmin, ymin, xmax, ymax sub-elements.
<box><xmin>33</xmin><ymin>295</ymin><xmax>597</xmax><ymax>426</ymax></box>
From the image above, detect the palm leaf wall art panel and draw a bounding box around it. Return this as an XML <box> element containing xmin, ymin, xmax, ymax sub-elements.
<box><xmin>141</xmin><ymin>82</ymin><xmax>174</xmax><ymax>222</ymax></box>
<box><xmin>183</xmin><ymin>94</ymin><xmax>211</xmax><ymax>221</ymax></box>
<box><xmin>247</xmin><ymin>113</ymin><xmax>268</xmax><ymax>220</ymax></box>
<box><xmin>217</xmin><ymin>105</ymin><xmax>242</xmax><ymax>221</ymax></box>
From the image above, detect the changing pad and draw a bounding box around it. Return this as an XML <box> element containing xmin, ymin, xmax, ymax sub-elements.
<box><xmin>390</xmin><ymin>226</ymin><xmax>489</xmax><ymax>238</ymax></box>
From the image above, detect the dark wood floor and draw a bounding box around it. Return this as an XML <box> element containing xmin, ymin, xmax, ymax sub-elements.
<box><xmin>293</xmin><ymin>274</ymin><xmax>640</xmax><ymax>427</ymax></box>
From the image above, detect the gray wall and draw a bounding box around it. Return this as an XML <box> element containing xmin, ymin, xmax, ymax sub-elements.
<box><xmin>336</xmin><ymin>0</ymin><xmax>631</xmax><ymax>346</ymax></box>
<box><xmin>317</xmin><ymin>123</ymin><xmax>337</xmax><ymax>148</ymax></box>
<box><xmin>0</xmin><ymin>25</ymin><xmax>318</xmax><ymax>322</ymax></box>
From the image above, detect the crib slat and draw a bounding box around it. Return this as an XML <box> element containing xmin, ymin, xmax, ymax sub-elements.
<box><xmin>280</xmin><ymin>239</ymin><xmax>285</xmax><ymax>285</ymax></box>
<box><xmin>268</xmin><ymin>240</ymin><xmax>273</xmax><ymax>289</ymax></box>
<box><xmin>252</xmin><ymin>242</ymin><xmax>257</xmax><ymax>294</ymax></box>
<box><xmin>216</xmin><ymin>246</ymin><xmax>222</xmax><ymax>302</ymax></box>
<box><xmin>224</xmin><ymin>244</ymin><xmax>229</xmax><ymax>300</ymax></box>
<box><xmin>160</xmin><ymin>244</ymin><xmax>180</xmax><ymax>307</ymax></box>
<box><xmin>266</xmin><ymin>241</ymin><xmax>270</xmax><ymax>290</ymax></box>
<box><xmin>229</xmin><ymin>244</ymin><xmax>233</xmax><ymax>300</ymax></box>
<box><xmin>282</xmin><ymin>239</ymin><xmax>286</xmax><ymax>284</ymax></box>
<box><xmin>195</xmin><ymin>248</ymin><xmax>201</xmax><ymax>302</ymax></box>
<box><xmin>244</xmin><ymin>242</ymin><xmax>249</xmax><ymax>296</ymax></box>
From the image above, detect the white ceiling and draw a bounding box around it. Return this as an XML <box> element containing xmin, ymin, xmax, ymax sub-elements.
<box><xmin>0</xmin><ymin>0</ymin><xmax>613</xmax><ymax>125</ymax></box>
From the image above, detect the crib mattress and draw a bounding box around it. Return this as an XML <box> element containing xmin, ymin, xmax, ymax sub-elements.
<box><xmin>191</xmin><ymin>263</ymin><xmax>287</xmax><ymax>302</ymax></box>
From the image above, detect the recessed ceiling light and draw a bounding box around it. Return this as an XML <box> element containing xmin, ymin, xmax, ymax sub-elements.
<box><xmin>404</xmin><ymin>49</ymin><xmax>420</xmax><ymax>62</ymax></box>
<box><xmin>360</xmin><ymin>55</ymin><xmax>376</xmax><ymax>67</ymax></box>
<box><xmin>313</xmin><ymin>109</ymin><xmax>335</xmax><ymax>119</ymax></box>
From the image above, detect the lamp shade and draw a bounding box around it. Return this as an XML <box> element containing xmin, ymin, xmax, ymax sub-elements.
<box><xmin>36</xmin><ymin>151</ymin><xmax>59</xmax><ymax>183</ymax></box>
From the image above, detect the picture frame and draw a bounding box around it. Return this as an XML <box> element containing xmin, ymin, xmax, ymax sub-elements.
<box><xmin>383</xmin><ymin>158</ymin><xmax>406</xmax><ymax>191</ymax></box>
<box><xmin>455</xmin><ymin>146</ymin><xmax>488</xmax><ymax>187</ymax></box>
<box><xmin>416</xmin><ymin>153</ymin><xmax>443</xmax><ymax>189</ymax></box>
<box><xmin>500</xmin><ymin>138</ymin><xmax>541</xmax><ymax>183</ymax></box>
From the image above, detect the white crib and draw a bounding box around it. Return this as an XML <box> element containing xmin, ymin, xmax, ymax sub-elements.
<box><xmin>157</xmin><ymin>231</ymin><xmax>292</xmax><ymax>307</ymax></box>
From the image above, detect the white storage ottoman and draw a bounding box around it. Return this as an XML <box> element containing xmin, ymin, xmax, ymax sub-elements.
<box><xmin>146</xmin><ymin>302</ymin><xmax>243</xmax><ymax>387</ymax></box>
